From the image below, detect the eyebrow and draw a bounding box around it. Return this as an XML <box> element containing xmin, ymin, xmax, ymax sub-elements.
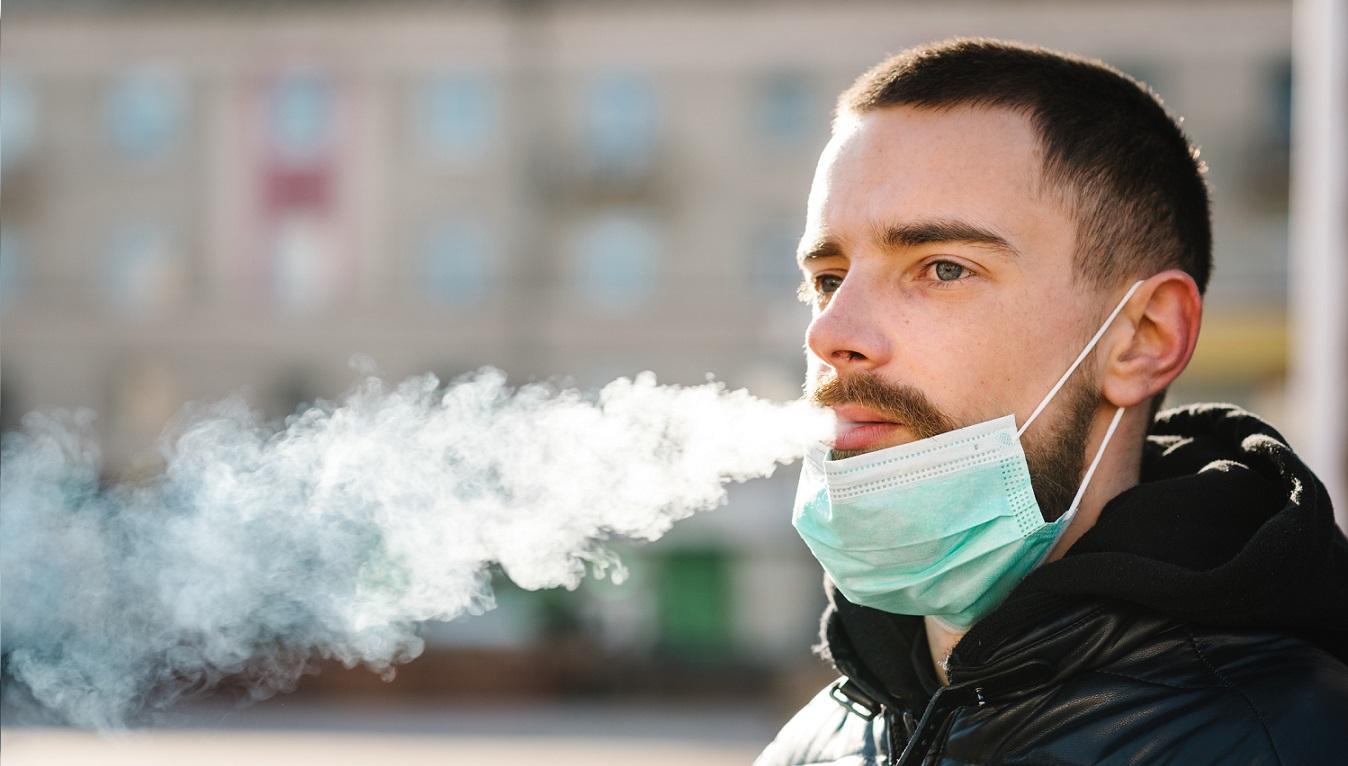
<box><xmin>880</xmin><ymin>219</ymin><xmax>1020</xmax><ymax>258</ymax></box>
<box><xmin>798</xmin><ymin>236</ymin><xmax>844</xmax><ymax>264</ymax></box>
<box><xmin>799</xmin><ymin>218</ymin><xmax>1021</xmax><ymax>263</ymax></box>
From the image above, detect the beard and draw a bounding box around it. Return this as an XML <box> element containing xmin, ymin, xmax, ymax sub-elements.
<box><xmin>807</xmin><ymin>367</ymin><xmax>1098</xmax><ymax>523</ymax></box>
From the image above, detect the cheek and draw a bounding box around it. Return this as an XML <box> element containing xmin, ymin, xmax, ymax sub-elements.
<box><xmin>913</xmin><ymin>310</ymin><xmax>1038</xmax><ymax>420</ymax></box>
<box><xmin>952</xmin><ymin>343</ymin><xmax>1012</xmax><ymax>415</ymax></box>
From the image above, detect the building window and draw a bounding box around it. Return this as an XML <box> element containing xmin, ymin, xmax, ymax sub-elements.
<box><xmin>571</xmin><ymin>211</ymin><xmax>660</xmax><ymax>312</ymax></box>
<box><xmin>0</xmin><ymin>224</ymin><xmax>25</xmax><ymax>310</ymax></box>
<box><xmin>1246</xmin><ymin>59</ymin><xmax>1293</xmax><ymax>211</ymax></box>
<box><xmin>104</xmin><ymin>67</ymin><xmax>187</xmax><ymax>164</ymax></box>
<box><xmin>751</xmin><ymin>215</ymin><xmax>804</xmax><ymax>299</ymax></box>
<box><xmin>267</xmin><ymin>214</ymin><xmax>336</xmax><ymax>315</ymax></box>
<box><xmin>102</xmin><ymin>221</ymin><xmax>181</xmax><ymax>315</ymax></box>
<box><xmin>418</xmin><ymin>73</ymin><xmax>497</xmax><ymax>167</ymax></box>
<box><xmin>418</xmin><ymin>218</ymin><xmax>493</xmax><ymax>306</ymax></box>
<box><xmin>1267</xmin><ymin>59</ymin><xmax>1293</xmax><ymax>150</ymax></box>
<box><xmin>583</xmin><ymin>72</ymin><xmax>657</xmax><ymax>177</ymax></box>
<box><xmin>1</xmin><ymin>71</ymin><xmax>38</xmax><ymax>173</ymax></box>
<box><xmin>268</xmin><ymin>71</ymin><xmax>335</xmax><ymax>168</ymax></box>
<box><xmin>756</xmin><ymin>71</ymin><xmax>811</xmax><ymax>148</ymax></box>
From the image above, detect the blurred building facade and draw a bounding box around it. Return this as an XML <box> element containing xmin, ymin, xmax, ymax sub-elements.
<box><xmin>0</xmin><ymin>0</ymin><xmax>1298</xmax><ymax>700</ymax></box>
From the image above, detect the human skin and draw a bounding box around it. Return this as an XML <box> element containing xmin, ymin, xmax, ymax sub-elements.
<box><xmin>798</xmin><ymin>104</ymin><xmax>1202</xmax><ymax>680</ymax></box>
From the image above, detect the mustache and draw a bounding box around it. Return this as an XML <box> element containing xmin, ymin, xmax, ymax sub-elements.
<box><xmin>807</xmin><ymin>371</ymin><xmax>958</xmax><ymax>441</ymax></box>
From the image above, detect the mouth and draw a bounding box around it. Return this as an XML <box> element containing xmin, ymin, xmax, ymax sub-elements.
<box><xmin>830</xmin><ymin>405</ymin><xmax>908</xmax><ymax>454</ymax></box>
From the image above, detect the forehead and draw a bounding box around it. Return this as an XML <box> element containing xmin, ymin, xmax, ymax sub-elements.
<box><xmin>805</xmin><ymin>105</ymin><xmax>1069</xmax><ymax>259</ymax></box>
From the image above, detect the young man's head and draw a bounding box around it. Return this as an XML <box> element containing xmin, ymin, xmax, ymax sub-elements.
<box><xmin>799</xmin><ymin>39</ymin><xmax>1208</xmax><ymax>523</ymax></box>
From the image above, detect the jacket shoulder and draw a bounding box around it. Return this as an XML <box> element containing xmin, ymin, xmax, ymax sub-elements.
<box><xmin>939</xmin><ymin>618</ymin><xmax>1348</xmax><ymax>765</ymax></box>
<box><xmin>754</xmin><ymin>682</ymin><xmax>890</xmax><ymax>766</ymax></box>
<box><xmin>1195</xmin><ymin>629</ymin><xmax>1348</xmax><ymax>764</ymax></box>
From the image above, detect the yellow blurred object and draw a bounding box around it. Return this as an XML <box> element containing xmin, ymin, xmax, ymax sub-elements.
<box><xmin>1185</xmin><ymin>310</ymin><xmax>1288</xmax><ymax>383</ymax></box>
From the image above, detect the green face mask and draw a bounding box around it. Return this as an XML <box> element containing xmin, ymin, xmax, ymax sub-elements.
<box><xmin>792</xmin><ymin>281</ymin><xmax>1141</xmax><ymax>629</ymax></box>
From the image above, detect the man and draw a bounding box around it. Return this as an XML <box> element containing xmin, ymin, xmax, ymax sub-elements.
<box><xmin>757</xmin><ymin>39</ymin><xmax>1348</xmax><ymax>765</ymax></box>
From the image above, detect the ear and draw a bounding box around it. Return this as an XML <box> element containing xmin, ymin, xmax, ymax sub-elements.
<box><xmin>1100</xmin><ymin>270</ymin><xmax>1203</xmax><ymax>409</ymax></box>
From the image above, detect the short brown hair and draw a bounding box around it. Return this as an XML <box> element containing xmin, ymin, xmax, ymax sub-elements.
<box><xmin>839</xmin><ymin>38</ymin><xmax>1212</xmax><ymax>295</ymax></box>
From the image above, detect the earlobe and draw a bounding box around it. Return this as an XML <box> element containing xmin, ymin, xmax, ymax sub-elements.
<box><xmin>1101</xmin><ymin>271</ymin><xmax>1203</xmax><ymax>409</ymax></box>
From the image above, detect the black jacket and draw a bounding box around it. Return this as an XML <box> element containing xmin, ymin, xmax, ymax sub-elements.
<box><xmin>756</xmin><ymin>404</ymin><xmax>1348</xmax><ymax>765</ymax></box>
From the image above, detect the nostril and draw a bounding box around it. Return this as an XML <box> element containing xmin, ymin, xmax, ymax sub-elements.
<box><xmin>807</xmin><ymin>312</ymin><xmax>884</xmax><ymax>370</ymax></box>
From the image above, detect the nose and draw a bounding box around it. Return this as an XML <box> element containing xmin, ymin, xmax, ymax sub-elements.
<box><xmin>805</xmin><ymin>277</ymin><xmax>892</xmax><ymax>374</ymax></box>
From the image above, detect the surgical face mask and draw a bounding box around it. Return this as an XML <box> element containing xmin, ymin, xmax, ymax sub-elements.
<box><xmin>792</xmin><ymin>281</ymin><xmax>1143</xmax><ymax>629</ymax></box>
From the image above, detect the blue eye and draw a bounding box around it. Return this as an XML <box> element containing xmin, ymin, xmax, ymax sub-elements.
<box><xmin>815</xmin><ymin>275</ymin><xmax>843</xmax><ymax>294</ymax></box>
<box><xmin>934</xmin><ymin>262</ymin><xmax>965</xmax><ymax>281</ymax></box>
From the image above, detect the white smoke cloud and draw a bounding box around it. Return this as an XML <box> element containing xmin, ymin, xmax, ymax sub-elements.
<box><xmin>0</xmin><ymin>366</ymin><xmax>830</xmax><ymax>729</ymax></box>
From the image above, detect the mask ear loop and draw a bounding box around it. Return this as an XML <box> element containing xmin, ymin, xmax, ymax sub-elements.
<box><xmin>1062</xmin><ymin>403</ymin><xmax>1126</xmax><ymax>520</ymax></box>
<box><xmin>1015</xmin><ymin>279</ymin><xmax>1144</xmax><ymax>440</ymax></box>
<box><xmin>1032</xmin><ymin>403</ymin><xmax>1126</xmax><ymax>567</ymax></box>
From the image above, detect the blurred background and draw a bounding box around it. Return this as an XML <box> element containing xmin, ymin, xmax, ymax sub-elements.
<box><xmin>1</xmin><ymin>0</ymin><xmax>1344</xmax><ymax>763</ymax></box>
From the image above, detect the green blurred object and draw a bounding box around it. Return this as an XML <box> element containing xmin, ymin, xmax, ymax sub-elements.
<box><xmin>656</xmin><ymin>549</ymin><xmax>732</xmax><ymax>658</ymax></box>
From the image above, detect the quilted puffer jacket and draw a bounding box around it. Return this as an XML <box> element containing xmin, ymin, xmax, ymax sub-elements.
<box><xmin>757</xmin><ymin>405</ymin><xmax>1348</xmax><ymax>765</ymax></box>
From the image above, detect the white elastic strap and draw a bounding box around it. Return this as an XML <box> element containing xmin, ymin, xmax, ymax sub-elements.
<box><xmin>1017</xmin><ymin>279</ymin><xmax>1145</xmax><ymax>439</ymax></box>
<box><xmin>1061</xmin><ymin>403</ymin><xmax>1126</xmax><ymax>521</ymax></box>
<box><xmin>1032</xmin><ymin>403</ymin><xmax>1127</xmax><ymax>570</ymax></box>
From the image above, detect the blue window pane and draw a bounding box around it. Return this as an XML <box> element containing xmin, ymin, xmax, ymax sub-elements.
<box><xmin>572</xmin><ymin>212</ymin><xmax>660</xmax><ymax>312</ymax></box>
<box><xmin>752</xmin><ymin>216</ymin><xmax>804</xmax><ymax>297</ymax></box>
<box><xmin>1268</xmin><ymin>59</ymin><xmax>1293</xmax><ymax>148</ymax></box>
<box><xmin>758</xmin><ymin>72</ymin><xmax>810</xmax><ymax>147</ymax></box>
<box><xmin>420</xmin><ymin>219</ymin><xmax>493</xmax><ymax>306</ymax></box>
<box><xmin>419</xmin><ymin>73</ymin><xmax>496</xmax><ymax>165</ymax></box>
<box><xmin>103</xmin><ymin>222</ymin><xmax>177</xmax><ymax>314</ymax></box>
<box><xmin>0</xmin><ymin>225</ymin><xmax>25</xmax><ymax>309</ymax></box>
<box><xmin>2</xmin><ymin>71</ymin><xmax>38</xmax><ymax>172</ymax></box>
<box><xmin>584</xmin><ymin>72</ymin><xmax>657</xmax><ymax>176</ymax></box>
<box><xmin>105</xmin><ymin>67</ymin><xmax>187</xmax><ymax>163</ymax></box>
<box><xmin>269</xmin><ymin>72</ymin><xmax>334</xmax><ymax>165</ymax></box>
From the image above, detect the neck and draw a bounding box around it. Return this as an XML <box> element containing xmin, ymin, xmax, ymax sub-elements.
<box><xmin>923</xmin><ymin>616</ymin><xmax>961</xmax><ymax>685</ymax></box>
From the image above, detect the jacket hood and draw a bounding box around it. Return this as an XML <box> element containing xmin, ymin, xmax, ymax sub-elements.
<box><xmin>817</xmin><ymin>403</ymin><xmax>1348</xmax><ymax>708</ymax></box>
